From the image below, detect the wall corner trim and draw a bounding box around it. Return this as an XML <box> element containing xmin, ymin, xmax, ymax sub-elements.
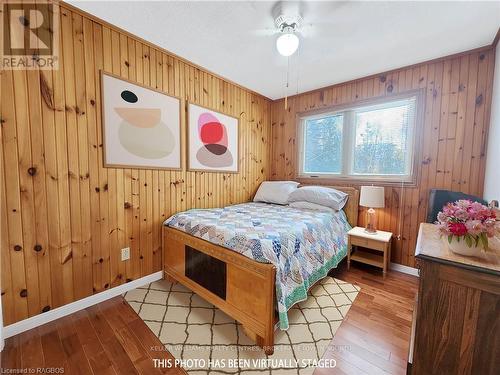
<box><xmin>3</xmin><ymin>271</ymin><xmax>163</xmax><ymax>340</ymax></box>
<box><xmin>390</xmin><ymin>262</ymin><xmax>419</xmax><ymax>277</ymax></box>
<box><xmin>492</xmin><ymin>27</ymin><xmax>500</xmax><ymax>48</ymax></box>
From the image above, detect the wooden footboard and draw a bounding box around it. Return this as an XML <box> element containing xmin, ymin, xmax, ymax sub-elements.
<box><xmin>162</xmin><ymin>226</ymin><xmax>277</xmax><ymax>354</ymax></box>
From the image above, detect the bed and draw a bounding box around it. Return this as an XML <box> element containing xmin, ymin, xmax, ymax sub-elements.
<box><xmin>162</xmin><ymin>186</ymin><xmax>359</xmax><ymax>354</ymax></box>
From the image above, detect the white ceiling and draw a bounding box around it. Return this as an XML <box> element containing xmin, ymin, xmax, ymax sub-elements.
<box><xmin>70</xmin><ymin>1</ymin><xmax>500</xmax><ymax>100</ymax></box>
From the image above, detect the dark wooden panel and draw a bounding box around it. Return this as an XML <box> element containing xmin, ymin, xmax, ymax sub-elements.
<box><xmin>412</xmin><ymin>258</ymin><xmax>500</xmax><ymax>375</ymax></box>
<box><xmin>471</xmin><ymin>291</ymin><xmax>500</xmax><ymax>375</ymax></box>
<box><xmin>430</xmin><ymin>280</ymin><xmax>467</xmax><ymax>373</ymax></box>
<box><xmin>412</xmin><ymin>259</ymin><xmax>440</xmax><ymax>374</ymax></box>
<box><xmin>185</xmin><ymin>245</ymin><xmax>227</xmax><ymax>299</ymax></box>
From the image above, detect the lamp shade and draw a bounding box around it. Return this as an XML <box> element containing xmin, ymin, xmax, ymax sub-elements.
<box><xmin>276</xmin><ymin>32</ymin><xmax>299</xmax><ymax>57</ymax></box>
<box><xmin>360</xmin><ymin>186</ymin><xmax>385</xmax><ymax>208</ymax></box>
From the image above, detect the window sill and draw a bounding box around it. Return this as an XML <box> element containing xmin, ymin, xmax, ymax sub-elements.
<box><xmin>295</xmin><ymin>176</ymin><xmax>418</xmax><ymax>188</ymax></box>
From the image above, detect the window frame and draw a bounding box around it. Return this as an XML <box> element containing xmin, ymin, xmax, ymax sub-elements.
<box><xmin>296</xmin><ymin>89</ymin><xmax>424</xmax><ymax>186</ymax></box>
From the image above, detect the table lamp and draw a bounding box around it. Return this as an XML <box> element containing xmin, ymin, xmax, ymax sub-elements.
<box><xmin>360</xmin><ymin>186</ymin><xmax>385</xmax><ymax>234</ymax></box>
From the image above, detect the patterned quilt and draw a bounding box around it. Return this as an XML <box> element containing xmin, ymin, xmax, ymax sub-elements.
<box><xmin>164</xmin><ymin>202</ymin><xmax>351</xmax><ymax>330</ymax></box>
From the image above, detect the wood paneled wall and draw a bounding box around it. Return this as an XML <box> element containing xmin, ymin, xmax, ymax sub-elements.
<box><xmin>0</xmin><ymin>3</ymin><xmax>271</xmax><ymax>325</ymax></box>
<box><xmin>270</xmin><ymin>47</ymin><xmax>496</xmax><ymax>268</ymax></box>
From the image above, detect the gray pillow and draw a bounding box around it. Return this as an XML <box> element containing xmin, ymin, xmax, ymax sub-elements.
<box><xmin>288</xmin><ymin>186</ymin><xmax>348</xmax><ymax>210</ymax></box>
<box><xmin>289</xmin><ymin>201</ymin><xmax>335</xmax><ymax>212</ymax></box>
<box><xmin>253</xmin><ymin>181</ymin><xmax>300</xmax><ymax>205</ymax></box>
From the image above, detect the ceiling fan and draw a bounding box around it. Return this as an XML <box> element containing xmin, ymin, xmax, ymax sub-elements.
<box><xmin>255</xmin><ymin>1</ymin><xmax>306</xmax><ymax>57</ymax></box>
<box><xmin>274</xmin><ymin>12</ymin><xmax>303</xmax><ymax>56</ymax></box>
<box><xmin>252</xmin><ymin>1</ymin><xmax>349</xmax><ymax>57</ymax></box>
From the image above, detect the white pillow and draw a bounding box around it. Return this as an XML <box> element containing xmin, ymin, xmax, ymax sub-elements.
<box><xmin>289</xmin><ymin>201</ymin><xmax>335</xmax><ymax>212</ymax></box>
<box><xmin>288</xmin><ymin>186</ymin><xmax>348</xmax><ymax>210</ymax></box>
<box><xmin>253</xmin><ymin>181</ymin><xmax>299</xmax><ymax>205</ymax></box>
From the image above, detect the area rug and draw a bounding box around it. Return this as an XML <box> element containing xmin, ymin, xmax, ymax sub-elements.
<box><xmin>124</xmin><ymin>277</ymin><xmax>359</xmax><ymax>374</ymax></box>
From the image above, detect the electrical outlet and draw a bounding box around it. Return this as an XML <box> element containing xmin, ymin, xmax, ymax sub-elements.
<box><xmin>121</xmin><ymin>247</ymin><xmax>130</xmax><ymax>261</ymax></box>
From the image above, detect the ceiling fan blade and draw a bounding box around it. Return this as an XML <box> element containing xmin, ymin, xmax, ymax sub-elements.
<box><xmin>297</xmin><ymin>23</ymin><xmax>315</xmax><ymax>38</ymax></box>
<box><xmin>250</xmin><ymin>28</ymin><xmax>279</xmax><ymax>37</ymax></box>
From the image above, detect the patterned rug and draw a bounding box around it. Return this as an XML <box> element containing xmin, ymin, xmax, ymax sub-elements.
<box><xmin>124</xmin><ymin>277</ymin><xmax>359</xmax><ymax>374</ymax></box>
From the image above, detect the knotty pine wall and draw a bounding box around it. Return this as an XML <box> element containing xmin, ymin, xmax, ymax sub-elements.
<box><xmin>0</xmin><ymin>4</ymin><xmax>271</xmax><ymax>325</ymax></box>
<box><xmin>271</xmin><ymin>47</ymin><xmax>496</xmax><ymax>268</ymax></box>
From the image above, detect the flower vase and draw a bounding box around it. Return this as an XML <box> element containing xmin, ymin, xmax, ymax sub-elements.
<box><xmin>447</xmin><ymin>236</ymin><xmax>484</xmax><ymax>257</ymax></box>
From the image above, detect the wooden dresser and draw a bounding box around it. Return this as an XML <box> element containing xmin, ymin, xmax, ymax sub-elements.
<box><xmin>410</xmin><ymin>223</ymin><xmax>500</xmax><ymax>375</ymax></box>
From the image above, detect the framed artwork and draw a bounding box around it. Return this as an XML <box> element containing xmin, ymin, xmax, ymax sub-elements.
<box><xmin>100</xmin><ymin>71</ymin><xmax>181</xmax><ymax>169</ymax></box>
<box><xmin>187</xmin><ymin>103</ymin><xmax>239</xmax><ymax>173</ymax></box>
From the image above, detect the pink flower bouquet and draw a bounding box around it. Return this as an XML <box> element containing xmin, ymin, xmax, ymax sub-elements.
<box><xmin>436</xmin><ymin>200</ymin><xmax>499</xmax><ymax>249</ymax></box>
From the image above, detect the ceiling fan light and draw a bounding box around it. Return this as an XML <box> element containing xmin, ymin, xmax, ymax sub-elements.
<box><xmin>276</xmin><ymin>32</ymin><xmax>299</xmax><ymax>57</ymax></box>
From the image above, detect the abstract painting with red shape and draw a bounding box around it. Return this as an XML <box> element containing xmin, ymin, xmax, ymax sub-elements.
<box><xmin>196</xmin><ymin>112</ymin><xmax>233</xmax><ymax>167</ymax></box>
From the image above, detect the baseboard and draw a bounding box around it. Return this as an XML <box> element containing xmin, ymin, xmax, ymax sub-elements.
<box><xmin>390</xmin><ymin>262</ymin><xmax>419</xmax><ymax>277</ymax></box>
<box><xmin>3</xmin><ymin>271</ymin><xmax>163</xmax><ymax>340</ymax></box>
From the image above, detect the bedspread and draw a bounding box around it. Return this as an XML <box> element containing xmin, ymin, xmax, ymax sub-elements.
<box><xmin>164</xmin><ymin>202</ymin><xmax>351</xmax><ymax>329</ymax></box>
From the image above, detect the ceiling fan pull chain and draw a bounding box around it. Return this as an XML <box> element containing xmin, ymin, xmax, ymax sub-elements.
<box><xmin>285</xmin><ymin>55</ymin><xmax>290</xmax><ymax>110</ymax></box>
<box><xmin>296</xmin><ymin>40</ymin><xmax>300</xmax><ymax>96</ymax></box>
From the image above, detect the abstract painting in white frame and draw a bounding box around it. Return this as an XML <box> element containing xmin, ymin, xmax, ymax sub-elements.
<box><xmin>101</xmin><ymin>71</ymin><xmax>181</xmax><ymax>170</ymax></box>
<box><xmin>187</xmin><ymin>103</ymin><xmax>239</xmax><ymax>173</ymax></box>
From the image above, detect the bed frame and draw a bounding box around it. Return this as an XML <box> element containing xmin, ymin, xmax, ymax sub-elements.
<box><xmin>162</xmin><ymin>186</ymin><xmax>359</xmax><ymax>354</ymax></box>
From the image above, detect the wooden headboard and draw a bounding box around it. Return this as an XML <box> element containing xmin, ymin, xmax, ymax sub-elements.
<box><xmin>299</xmin><ymin>185</ymin><xmax>360</xmax><ymax>227</ymax></box>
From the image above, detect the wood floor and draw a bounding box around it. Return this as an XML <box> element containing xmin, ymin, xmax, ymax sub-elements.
<box><xmin>321</xmin><ymin>262</ymin><xmax>418</xmax><ymax>375</ymax></box>
<box><xmin>0</xmin><ymin>297</ymin><xmax>186</xmax><ymax>375</ymax></box>
<box><xmin>1</xmin><ymin>261</ymin><xmax>418</xmax><ymax>374</ymax></box>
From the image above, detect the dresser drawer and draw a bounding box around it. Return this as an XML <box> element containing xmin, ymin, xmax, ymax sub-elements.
<box><xmin>350</xmin><ymin>236</ymin><xmax>386</xmax><ymax>251</ymax></box>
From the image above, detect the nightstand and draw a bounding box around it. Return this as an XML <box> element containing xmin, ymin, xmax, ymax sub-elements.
<box><xmin>347</xmin><ymin>226</ymin><xmax>393</xmax><ymax>277</ymax></box>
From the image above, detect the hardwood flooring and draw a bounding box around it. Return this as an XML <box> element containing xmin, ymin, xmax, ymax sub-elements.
<box><xmin>0</xmin><ymin>297</ymin><xmax>185</xmax><ymax>375</ymax></box>
<box><xmin>319</xmin><ymin>261</ymin><xmax>418</xmax><ymax>375</ymax></box>
<box><xmin>1</xmin><ymin>261</ymin><xmax>417</xmax><ymax>374</ymax></box>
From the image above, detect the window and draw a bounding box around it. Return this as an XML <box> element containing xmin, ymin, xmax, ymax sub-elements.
<box><xmin>298</xmin><ymin>94</ymin><xmax>419</xmax><ymax>182</ymax></box>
